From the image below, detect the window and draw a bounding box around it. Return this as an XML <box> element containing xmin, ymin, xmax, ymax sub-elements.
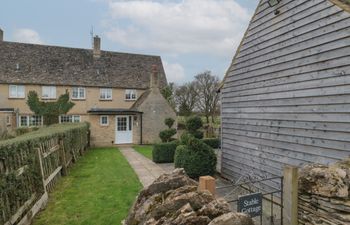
<box><xmin>125</xmin><ymin>89</ymin><xmax>137</xmax><ymax>100</ymax></box>
<box><xmin>59</xmin><ymin>115</ymin><xmax>81</xmax><ymax>123</ymax></box>
<box><xmin>19</xmin><ymin>115</ymin><xmax>43</xmax><ymax>127</ymax></box>
<box><xmin>72</xmin><ymin>87</ymin><xmax>85</xmax><ymax>100</ymax></box>
<box><xmin>42</xmin><ymin>86</ymin><xmax>56</xmax><ymax>99</ymax></box>
<box><xmin>100</xmin><ymin>88</ymin><xmax>112</xmax><ymax>100</ymax></box>
<box><xmin>100</xmin><ymin>116</ymin><xmax>109</xmax><ymax>126</ymax></box>
<box><xmin>117</xmin><ymin>117</ymin><xmax>127</xmax><ymax>131</ymax></box>
<box><xmin>9</xmin><ymin>85</ymin><xmax>25</xmax><ymax>98</ymax></box>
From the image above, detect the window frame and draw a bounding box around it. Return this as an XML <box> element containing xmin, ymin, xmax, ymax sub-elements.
<box><xmin>19</xmin><ymin>115</ymin><xmax>43</xmax><ymax>127</ymax></box>
<box><xmin>100</xmin><ymin>88</ymin><xmax>113</xmax><ymax>100</ymax></box>
<box><xmin>9</xmin><ymin>85</ymin><xmax>25</xmax><ymax>98</ymax></box>
<box><xmin>72</xmin><ymin>87</ymin><xmax>86</xmax><ymax>100</ymax></box>
<box><xmin>59</xmin><ymin>115</ymin><xmax>81</xmax><ymax>123</ymax></box>
<box><xmin>42</xmin><ymin>86</ymin><xmax>57</xmax><ymax>99</ymax></box>
<box><xmin>125</xmin><ymin>89</ymin><xmax>137</xmax><ymax>101</ymax></box>
<box><xmin>100</xmin><ymin>115</ymin><xmax>109</xmax><ymax>126</ymax></box>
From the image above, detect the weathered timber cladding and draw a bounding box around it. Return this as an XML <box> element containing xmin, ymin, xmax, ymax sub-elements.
<box><xmin>221</xmin><ymin>0</ymin><xmax>350</xmax><ymax>188</ymax></box>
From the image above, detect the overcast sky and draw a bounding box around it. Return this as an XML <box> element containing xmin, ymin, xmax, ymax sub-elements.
<box><xmin>0</xmin><ymin>0</ymin><xmax>259</xmax><ymax>84</ymax></box>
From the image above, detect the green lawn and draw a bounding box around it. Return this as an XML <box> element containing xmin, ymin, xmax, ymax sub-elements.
<box><xmin>33</xmin><ymin>148</ymin><xmax>142</xmax><ymax>225</ymax></box>
<box><xmin>133</xmin><ymin>145</ymin><xmax>153</xmax><ymax>160</ymax></box>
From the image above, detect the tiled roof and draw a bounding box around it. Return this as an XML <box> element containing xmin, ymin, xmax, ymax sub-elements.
<box><xmin>0</xmin><ymin>41</ymin><xmax>167</xmax><ymax>89</ymax></box>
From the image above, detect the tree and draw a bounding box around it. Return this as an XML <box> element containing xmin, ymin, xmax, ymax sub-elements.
<box><xmin>194</xmin><ymin>71</ymin><xmax>220</xmax><ymax>123</ymax></box>
<box><xmin>161</xmin><ymin>83</ymin><xmax>176</xmax><ymax>110</ymax></box>
<box><xmin>174</xmin><ymin>82</ymin><xmax>198</xmax><ymax>116</ymax></box>
<box><xmin>27</xmin><ymin>90</ymin><xmax>75</xmax><ymax>125</ymax></box>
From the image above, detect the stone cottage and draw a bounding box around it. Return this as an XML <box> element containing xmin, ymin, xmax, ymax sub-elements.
<box><xmin>219</xmin><ymin>0</ymin><xmax>350</xmax><ymax>189</ymax></box>
<box><xmin>0</xmin><ymin>29</ymin><xmax>176</xmax><ymax>146</ymax></box>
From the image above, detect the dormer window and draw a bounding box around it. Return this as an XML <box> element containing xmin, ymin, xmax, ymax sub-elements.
<box><xmin>9</xmin><ymin>85</ymin><xmax>25</xmax><ymax>98</ymax></box>
<box><xmin>100</xmin><ymin>88</ymin><xmax>112</xmax><ymax>100</ymax></box>
<box><xmin>42</xmin><ymin>86</ymin><xmax>56</xmax><ymax>99</ymax></box>
<box><xmin>72</xmin><ymin>87</ymin><xmax>85</xmax><ymax>100</ymax></box>
<box><xmin>125</xmin><ymin>89</ymin><xmax>137</xmax><ymax>101</ymax></box>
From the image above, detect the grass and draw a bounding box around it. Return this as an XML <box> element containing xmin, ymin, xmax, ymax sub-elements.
<box><xmin>33</xmin><ymin>148</ymin><xmax>142</xmax><ymax>225</ymax></box>
<box><xmin>133</xmin><ymin>145</ymin><xmax>153</xmax><ymax>160</ymax></box>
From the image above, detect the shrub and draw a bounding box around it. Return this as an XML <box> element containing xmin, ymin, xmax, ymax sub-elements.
<box><xmin>152</xmin><ymin>141</ymin><xmax>178</xmax><ymax>163</ymax></box>
<box><xmin>203</xmin><ymin>138</ymin><xmax>220</xmax><ymax>149</ymax></box>
<box><xmin>185</xmin><ymin>116</ymin><xmax>203</xmax><ymax>132</ymax></box>
<box><xmin>174</xmin><ymin>138</ymin><xmax>217</xmax><ymax>178</ymax></box>
<box><xmin>174</xmin><ymin>145</ymin><xmax>188</xmax><ymax>168</ymax></box>
<box><xmin>179</xmin><ymin>132</ymin><xmax>194</xmax><ymax>145</ymax></box>
<box><xmin>159</xmin><ymin>128</ymin><xmax>177</xmax><ymax>142</ymax></box>
<box><xmin>177</xmin><ymin>121</ymin><xmax>186</xmax><ymax>130</ymax></box>
<box><xmin>192</xmin><ymin>130</ymin><xmax>204</xmax><ymax>139</ymax></box>
<box><xmin>159</xmin><ymin>117</ymin><xmax>177</xmax><ymax>143</ymax></box>
<box><xmin>165</xmin><ymin>118</ymin><xmax>175</xmax><ymax>128</ymax></box>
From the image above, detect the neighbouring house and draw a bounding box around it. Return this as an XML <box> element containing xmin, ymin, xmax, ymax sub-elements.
<box><xmin>220</xmin><ymin>0</ymin><xmax>350</xmax><ymax>189</ymax></box>
<box><xmin>0</xmin><ymin>29</ymin><xmax>176</xmax><ymax>146</ymax></box>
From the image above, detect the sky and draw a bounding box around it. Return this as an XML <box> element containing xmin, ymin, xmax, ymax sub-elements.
<box><xmin>0</xmin><ymin>0</ymin><xmax>259</xmax><ymax>84</ymax></box>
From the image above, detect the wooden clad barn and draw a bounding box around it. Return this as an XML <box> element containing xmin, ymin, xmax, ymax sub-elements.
<box><xmin>220</xmin><ymin>0</ymin><xmax>350</xmax><ymax>187</ymax></box>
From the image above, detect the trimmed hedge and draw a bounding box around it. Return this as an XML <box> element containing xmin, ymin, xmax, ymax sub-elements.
<box><xmin>0</xmin><ymin>123</ymin><xmax>90</xmax><ymax>225</ymax></box>
<box><xmin>203</xmin><ymin>138</ymin><xmax>220</xmax><ymax>149</ymax></box>
<box><xmin>174</xmin><ymin>138</ymin><xmax>217</xmax><ymax>179</ymax></box>
<box><xmin>152</xmin><ymin>141</ymin><xmax>178</xmax><ymax>163</ymax></box>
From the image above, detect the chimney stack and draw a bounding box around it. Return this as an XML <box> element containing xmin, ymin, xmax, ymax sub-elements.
<box><xmin>93</xmin><ymin>35</ymin><xmax>101</xmax><ymax>58</ymax></box>
<box><xmin>0</xmin><ymin>28</ymin><xmax>3</xmax><ymax>42</ymax></box>
<box><xmin>150</xmin><ymin>64</ymin><xmax>159</xmax><ymax>89</ymax></box>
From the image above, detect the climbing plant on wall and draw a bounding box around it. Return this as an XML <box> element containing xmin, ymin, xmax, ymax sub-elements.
<box><xmin>27</xmin><ymin>90</ymin><xmax>75</xmax><ymax>125</ymax></box>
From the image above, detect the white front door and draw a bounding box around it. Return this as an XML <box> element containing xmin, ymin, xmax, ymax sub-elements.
<box><xmin>115</xmin><ymin>116</ymin><xmax>133</xmax><ymax>144</ymax></box>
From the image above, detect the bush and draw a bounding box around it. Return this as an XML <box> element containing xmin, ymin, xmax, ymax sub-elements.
<box><xmin>159</xmin><ymin>128</ymin><xmax>177</xmax><ymax>143</ymax></box>
<box><xmin>174</xmin><ymin>138</ymin><xmax>217</xmax><ymax>179</ymax></box>
<box><xmin>177</xmin><ymin>121</ymin><xmax>186</xmax><ymax>130</ymax></box>
<box><xmin>192</xmin><ymin>130</ymin><xmax>204</xmax><ymax>139</ymax></box>
<box><xmin>174</xmin><ymin>145</ymin><xmax>188</xmax><ymax>168</ymax></box>
<box><xmin>203</xmin><ymin>138</ymin><xmax>220</xmax><ymax>149</ymax></box>
<box><xmin>179</xmin><ymin>132</ymin><xmax>194</xmax><ymax>145</ymax></box>
<box><xmin>185</xmin><ymin>116</ymin><xmax>203</xmax><ymax>132</ymax></box>
<box><xmin>165</xmin><ymin>118</ymin><xmax>175</xmax><ymax>128</ymax></box>
<box><xmin>153</xmin><ymin>141</ymin><xmax>178</xmax><ymax>163</ymax></box>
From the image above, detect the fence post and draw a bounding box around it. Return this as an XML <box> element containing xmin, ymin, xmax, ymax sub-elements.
<box><xmin>59</xmin><ymin>137</ymin><xmax>67</xmax><ymax>176</ymax></box>
<box><xmin>283</xmin><ymin>165</ymin><xmax>298</xmax><ymax>225</ymax></box>
<box><xmin>198</xmin><ymin>176</ymin><xmax>216</xmax><ymax>195</ymax></box>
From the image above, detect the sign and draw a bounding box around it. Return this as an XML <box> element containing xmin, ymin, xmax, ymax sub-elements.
<box><xmin>237</xmin><ymin>192</ymin><xmax>263</xmax><ymax>218</ymax></box>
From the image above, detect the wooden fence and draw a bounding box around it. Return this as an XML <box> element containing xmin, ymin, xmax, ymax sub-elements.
<box><xmin>0</xmin><ymin>123</ymin><xmax>90</xmax><ymax>225</ymax></box>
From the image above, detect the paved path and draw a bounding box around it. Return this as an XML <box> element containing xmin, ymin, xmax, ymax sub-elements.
<box><xmin>119</xmin><ymin>146</ymin><xmax>174</xmax><ymax>187</ymax></box>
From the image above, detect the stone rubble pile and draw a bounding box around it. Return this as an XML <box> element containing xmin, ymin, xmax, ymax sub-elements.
<box><xmin>123</xmin><ymin>168</ymin><xmax>254</xmax><ymax>225</ymax></box>
<box><xmin>298</xmin><ymin>159</ymin><xmax>350</xmax><ymax>225</ymax></box>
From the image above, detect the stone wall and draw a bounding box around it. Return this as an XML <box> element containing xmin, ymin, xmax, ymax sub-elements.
<box><xmin>298</xmin><ymin>159</ymin><xmax>350</xmax><ymax>224</ymax></box>
<box><xmin>137</xmin><ymin>87</ymin><xmax>177</xmax><ymax>144</ymax></box>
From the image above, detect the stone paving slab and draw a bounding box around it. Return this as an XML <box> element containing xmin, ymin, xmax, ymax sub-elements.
<box><xmin>119</xmin><ymin>146</ymin><xmax>174</xmax><ymax>187</ymax></box>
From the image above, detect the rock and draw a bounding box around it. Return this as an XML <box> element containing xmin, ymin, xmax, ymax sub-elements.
<box><xmin>123</xmin><ymin>169</ymin><xmax>254</xmax><ymax>225</ymax></box>
<box><xmin>208</xmin><ymin>212</ymin><xmax>254</xmax><ymax>225</ymax></box>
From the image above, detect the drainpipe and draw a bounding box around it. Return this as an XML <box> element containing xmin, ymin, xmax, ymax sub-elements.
<box><xmin>15</xmin><ymin>108</ymin><xmax>19</xmax><ymax>127</ymax></box>
<box><xmin>140</xmin><ymin>113</ymin><xmax>143</xmax><ymax>145</ymax></box>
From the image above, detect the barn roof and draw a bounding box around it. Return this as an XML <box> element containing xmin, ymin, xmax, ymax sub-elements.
<box><xmin>0</xmin><ymin>41</ymin><xmax>167</xmax><ymax>89</ymax></box>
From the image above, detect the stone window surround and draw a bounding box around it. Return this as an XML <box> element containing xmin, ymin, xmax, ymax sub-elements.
<box><xmin>100</xmin><ymin>115</ymin><xmax>109</xmax><ymax>126</ymax></box>
<box><xmin>42</xmin><ymin>86</ymin><xmax>57</xmax><ymax>99</ymax></box>
<box><xmin>9</xmin><ymin>84</ymin><xmax>25</xmax><ymax>99</ymax></box>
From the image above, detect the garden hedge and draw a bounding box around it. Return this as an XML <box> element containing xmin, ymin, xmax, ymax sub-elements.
<box><xmin>152</xmin><ymin>141</ymin><xmax>178</xmax><ymax>163</ymax></box>
<box><xmin>174</xmin><ymin>138</ymin><xmax>217</xmax><ymax>179</ymax></box>
<box><xmin>203</xmin><ymin>138</ymin><xmax>220</xmax><ymax>149</ymax></box>
<box><xmin>0</xmin><ymin>122</ymin><xmax>90</xmax><ymax>225</ymax></box>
